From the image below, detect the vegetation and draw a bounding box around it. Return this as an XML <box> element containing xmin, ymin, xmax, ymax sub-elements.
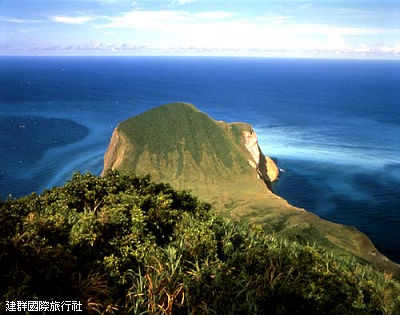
<box><xmin>115</xmin><ymin>102</ymin><xmax>252</xmax><ymax>187</ymax></box>
<box><xmin>118</xmin><ymin>102</ymin><xmax>250</xmax><ymax>173</ymax></box>
<box><xmin>1</xmin><ymin>171</ymin><xmax>400</xmax><ymax>314</ymax></box>
<box><xmin>106</xmin><ymin>102</ymin><xmax>400</xmax><ymax>276</ymax></box>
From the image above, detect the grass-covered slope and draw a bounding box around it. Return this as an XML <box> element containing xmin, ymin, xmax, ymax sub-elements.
<box><xmin>1</xmin><ymin>172</ymin><xmax>399</xmax><ymax>314</ymax></box>
<box><xmin>103</xmin><ymin>102</ymin><xmax>400</xmax><ymax>277</ymax></box>
<box><xmin>113</xmin><ymin>102</ymin><xmax>253</xmax><ymax>182</ymax></box>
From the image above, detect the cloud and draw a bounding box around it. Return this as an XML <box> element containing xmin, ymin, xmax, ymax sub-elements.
<box><xmin>379</xmin><ymin>44</ymin><xmax>400</xmax><ymax>54</ymax></box>
<box><xmin>98</xmin><ymin>9</ymin><xmax>400</xmax><ymax>53</ymax></box>
<box><xmin>52</xmin><ymin>16</ymin><xmax>95</xmax><ymax>25</ymax></box>
<box><xmin>282</xmin><ymin>24</ymin><xmax>400</xmax><ymax>37</ymax></box>
<box><xmin>255</xmin><ymin>15</ymin><xmax>292</xmax><ymax>23</ymax></box>
<box><xmin>0</xmin><ymin>17</ymin><xmax>41</xmax><ymax>24</ymax></box>
<box><xmin>28</xmin><ymin>43</ymin><xmax>150</xmax><ymax>54</ymax></box>
<box><xmin>353</xmin><ymin>43</ymin><xmax>371</xmax><ymax>53</ymax></box>
<box><xmin>101</xmin><ymin>10</ymin><xmax>191</xmax><ymax>30</ymax></box>
<box><xmin>299</xmin><ymin>3</ymin><xmax>312</xmax><ymax>9</ymax></box>
<box><xmin>194</xmin><ymin>11</ymin><xmax>234</xmax><ymax>19</ymax></box>
<box><xmin>7</xmin><ymin>7</ymin><xmax>398</xmax><ymax>58</ymax></box>
<box><xmin>175</xmin><ymin>0</ymin><xmax>196</xmax><ymax>4</ymax></box>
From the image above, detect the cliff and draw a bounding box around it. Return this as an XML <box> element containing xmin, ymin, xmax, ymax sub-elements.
<box><xmin>241</xmin><ymin>129</ymin><xmax>279</xmax><ymax>182</ymax></box>
<box><xmin>102</xmin><ymin>129</ymin><xmax>125</xmax><ymax>174</ymax></box>
<box><xmin>102</xmin><ymin>102</ymin><xmax>399</xmax><ymax>277</ymax></box>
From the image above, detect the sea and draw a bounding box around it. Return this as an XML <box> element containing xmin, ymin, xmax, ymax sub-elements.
<box><xmin>1</xmin><ymin>56</ymin><xmax>399</xmax><ymax>262</ymax></box>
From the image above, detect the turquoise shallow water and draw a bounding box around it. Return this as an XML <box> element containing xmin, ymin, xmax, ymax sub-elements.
<box><xmin>0</xmin><ymin>56</ymin><xmax>399</xmax><ymax>261</ymax></box>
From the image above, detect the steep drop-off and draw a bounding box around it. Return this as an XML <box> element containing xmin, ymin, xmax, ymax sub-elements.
<box><xmin>102</xmin><ymin>102</ymin><xmax>399</xmax><ymax>277</ymax></box>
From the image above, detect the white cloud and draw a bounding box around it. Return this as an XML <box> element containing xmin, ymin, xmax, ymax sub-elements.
<box><xmin>42</xmin><ymin>9</ymin><xmax>400</xmax><ymax>57</ymax></box>
<box><xmin>299</xmin><ymin>3</ymin><xmax>312</xmax><ymax>9</ymax></box>
<box><xmin>379</xmin><ymin>44</ymin><xmax>400</xmax><ymax>54</ymax></box>
<box><xmin>282</xmin><ymin>24</ymin><xmax>400</xmax><ymax>37</ymax></box>
<box><xmin>255</xmin><ymin>15</ymin><xmax>291</xmax><ymax>23</ymax></box>
<box><xmin>99</xmin><ymin>10</ymin><xmax>400</xmax><ymax>53</ymax></box>
<box><xmin>101</xmin><ymin>10</ymin><xmax>191</xmax><ymax>30</ymax></box>
<box><xmin>0</xmin><ymin>17</ymin><xmax>41</xmax><ymax>24</ymax></box>
<box><xmin>52</xmin><ymin>16</ymin><xmax>95</xmax><ymax>25</ymax></box>
<box><xmin>353</xmin><ymin>43</ymin><xmax>371</xmax><ymax>53</ymax></box>
<box><xmin>194</xmin><ymin>11</ymin><xmax>234</xmax><ymax>19</ymax></box>
<box><xmin>175</xmin><ymin>0</ymin><xmax>196</xmax><ymax>4</ymax></box>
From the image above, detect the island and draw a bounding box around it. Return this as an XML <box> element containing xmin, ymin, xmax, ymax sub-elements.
<box><xmin>102</xmin><ymin>102</ymin><xmax>399</xmax><ymax>276</ymax></box>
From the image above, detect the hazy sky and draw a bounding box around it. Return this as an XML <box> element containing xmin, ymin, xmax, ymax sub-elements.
<box><xmin>1</xmin><ymin>0</ymin><xmax>400</xmax><ymax>58</ymax></box>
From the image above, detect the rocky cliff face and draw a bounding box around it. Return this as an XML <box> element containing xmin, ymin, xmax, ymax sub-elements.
<box><xmin>242</xmin><ymin>129</ymin><xmax>279</xmax><ymax>182</ymax></box>
<box><xmin>101</xmin><ymin>129</ymin><xmax>125</xmax><ymax>176</ymax></box>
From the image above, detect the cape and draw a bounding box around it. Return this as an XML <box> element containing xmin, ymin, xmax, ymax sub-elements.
<box><xmin>102</xmin><ymin>102</ymin><xmax>399</xmax><ymax>276</ymax></box>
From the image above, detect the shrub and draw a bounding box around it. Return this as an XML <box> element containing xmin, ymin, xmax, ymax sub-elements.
<box><xmin>1</xmin><ymin>171</ymin><xmax>399</xmax><ymax>314</ymax></box>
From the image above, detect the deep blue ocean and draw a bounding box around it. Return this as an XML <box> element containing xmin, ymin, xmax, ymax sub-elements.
<box><xmin>1</xmin><ymin>56</ymin><xmax>399</xmax><ymax>262</ymax></box>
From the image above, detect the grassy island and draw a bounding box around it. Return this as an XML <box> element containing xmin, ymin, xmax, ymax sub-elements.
<box><xmin>103</xmin><ymin>103</ymin><xmax>400</xmax><ymax>277</ymax></box>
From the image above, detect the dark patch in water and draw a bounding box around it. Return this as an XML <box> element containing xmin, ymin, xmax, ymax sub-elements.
<box><xmin>0</xmin><ymin>116</ymin><xmax>89</xmax><ymax>199</ymax></box>
<box><xmin>0</xmin><ymin>115</ymin><xmax>89</xmax><ymax>164</ymax></box>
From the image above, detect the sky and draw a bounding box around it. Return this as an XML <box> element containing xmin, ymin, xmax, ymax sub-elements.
<box><xmin>1</xmin><ymin>0</ymin><xmax>400</xmax><ymax>58</ymax></box>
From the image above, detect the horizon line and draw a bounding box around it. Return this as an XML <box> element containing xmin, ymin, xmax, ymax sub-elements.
<box><xmin>1</xmin><ymin>54</ymin><xmax>400</xmax><ymax>62</ymax></box>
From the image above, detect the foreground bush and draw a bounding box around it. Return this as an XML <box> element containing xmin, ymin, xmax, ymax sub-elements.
<box><xmin>1</xmin><ymin>171</ymin><xmax>399</xmax><ymax>314</ymax></box>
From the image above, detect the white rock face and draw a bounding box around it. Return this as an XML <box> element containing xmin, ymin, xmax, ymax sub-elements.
<box><xmin>242</xmin><ymin>129</ymin><xmax>279</xmax><ymax>182</ymax></box>
<box><xmin>265</xmin><ymin>156</ymin><xmax>279</xmax><ymax>182</ymax></box>
<box><xmin>101</xmin><ymin>129</ymin><xmax>125</xmax><ymax>176</ymax></box>
<box><xmin>243</xmin><ymin>130</ymin><xmax>261</xmax><ymax>169</ymax></box>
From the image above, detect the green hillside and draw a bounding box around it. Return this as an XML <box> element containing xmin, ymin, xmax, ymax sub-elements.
<box><xmin>115</xmin><ymin>102</ymin><xmax>253</xmax><ymax>182</ymax></box>
<box><xmin>1</xmin><ymin>172</ymin><xmax>399</xmax><ymax>313</ymax></box>
<box><xmin>103</xmin><ymin>102</ymin><xmax>400</xmax><ymax>278</ymax></box>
